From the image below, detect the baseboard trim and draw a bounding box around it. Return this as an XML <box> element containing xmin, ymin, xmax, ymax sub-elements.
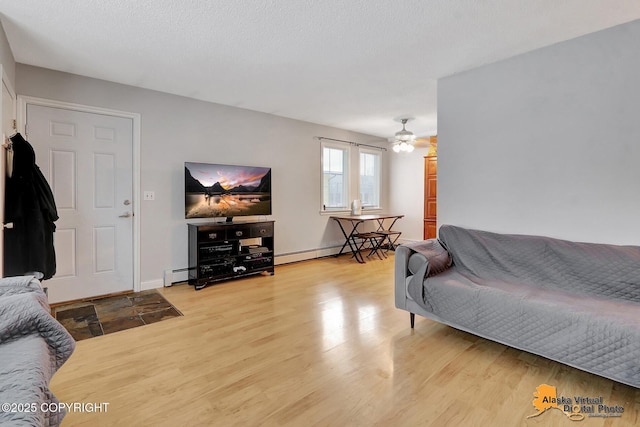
<box><xmin>274</xmin><ymin>246</ymin><xmax>341</xmax><ymax>265</ymax></box>
<box><xmin>141</xmin><ymin>279</ymin><xmax>164</xmax><ymax>291</ymax></box>
<box><xmin>151</xmin><ymin>246</ymin><xmax>345</xmax><ymax>289</ymax></box>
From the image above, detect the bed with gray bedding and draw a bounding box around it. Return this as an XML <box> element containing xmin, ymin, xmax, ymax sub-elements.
<box><xmin>394</xmin><ymin>224</ymin><xmax>640</xmax><ymax>388</ymax></box>
<box><xmin>0</xmin><ymin>276</ymin><xmax>76</xmax><ymax>426</ymax></box>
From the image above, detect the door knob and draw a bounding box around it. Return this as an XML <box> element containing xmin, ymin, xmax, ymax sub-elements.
<box><xmin>119</xmin><ymin>212</ymin><xmax>132</xmax><ymax>218</ymax></box>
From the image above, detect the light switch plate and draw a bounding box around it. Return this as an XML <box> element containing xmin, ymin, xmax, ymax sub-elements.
<box><xmin>143</xmin><ymin>191</ymin><xmax>155</xmax><ymax>201</ymax></box>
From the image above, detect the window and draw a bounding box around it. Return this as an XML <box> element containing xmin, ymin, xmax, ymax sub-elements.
<box><xmin>359</xmin><ymin>150</ymin><xmax>381</xmax><ymax>208</ymax></box>
<box><xmin>322</xmin><ymin>144</ymin><xmax>349</xmax><ymax>210</ymax></box>
<box><xmin>321</xmin><ymin>140</ymin><xmax>383</xmax><ymax>212</ymax></box>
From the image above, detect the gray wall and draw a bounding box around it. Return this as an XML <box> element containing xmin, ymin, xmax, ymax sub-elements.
<box><xmin>0</xmin><ymin>21</ymin><xmax>15</xmax><ymax>85</ymax></box>
<box><xmin>438</xmin><ymin>19</ymin><xmax>640</xmax><ymax>245</ymax></box>
<box><xmin>16</xmin><ymin>64</ymin><xmax>389</xmax><ymax>286</ymax></box>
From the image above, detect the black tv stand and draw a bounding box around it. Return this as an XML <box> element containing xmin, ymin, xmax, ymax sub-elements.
<box><xmin>188</xmin><ymin>220</ymin><xmax>274</xmax><ymax>290</ymax></box>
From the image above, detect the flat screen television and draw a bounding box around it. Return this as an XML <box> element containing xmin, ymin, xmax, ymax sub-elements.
<box><xmin>185</xmin><ymin>162</ymin><xmax>272</xmax><ymax>221</ymax></box>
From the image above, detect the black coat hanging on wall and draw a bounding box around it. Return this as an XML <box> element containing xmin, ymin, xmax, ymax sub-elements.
<box><xmin>4</xmin><ymin>132</ymin><xmax>58</xmax><ymax>279</ymax></box>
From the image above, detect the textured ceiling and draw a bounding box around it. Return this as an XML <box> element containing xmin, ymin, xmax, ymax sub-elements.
<box><xmin>1</xmin><ymin>1</ymin><xmax>639</xmax><ymax>139</ymax></box>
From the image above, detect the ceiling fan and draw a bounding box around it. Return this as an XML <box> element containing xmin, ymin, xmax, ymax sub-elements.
<box><xmin>390</xmin><ymin>118</ymin><xmax>416</xmax><ymax>153</ymax></box>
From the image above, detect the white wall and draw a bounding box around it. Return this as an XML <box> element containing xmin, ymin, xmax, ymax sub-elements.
<box><xmin>0</xmin><ymin>22</ymin><xmax>15</xmax><ymax>85</ymax></box>
<box><xmin>438</xmin><ymin>19</ymin><xmax>640</xmax><ymax>245</ymax></box>
<box><xmin>0</xmin><ymin>21</ymin><xmax>16</xmax><ymax>278</ymax></box>
<box><xmin>15</xmin><ymin>64</ymin><xmax>389</xmax><ymax>286</ymax></box>
<box><xmin>389</xmin><ymin>147</ymin><xmax>429</xmax><ymax>242</ymax></box>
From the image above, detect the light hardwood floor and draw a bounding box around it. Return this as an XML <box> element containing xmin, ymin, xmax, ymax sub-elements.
<box><xmin>52</xmin><ymin>254</ymin><xmax>640</xmax><ymax>426</ymax></box>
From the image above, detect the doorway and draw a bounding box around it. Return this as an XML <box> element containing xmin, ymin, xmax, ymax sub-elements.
<box><xmin>1</xmin><ymin>67</ymin><xmax>16</xmax><ymax>277</ymax></box>
<box><xmin>20</xmin><ymin>97</ymin><xmax>140</xmax><ymax>303</ymax></box>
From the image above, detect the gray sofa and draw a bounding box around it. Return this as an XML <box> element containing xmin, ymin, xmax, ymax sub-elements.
<box><xmin>395</xmin><ymin>224</ymin><xmax>640</xmax><ymax>388</ymax></box>
<box><xmin>0</xmin><ymin>276</ymin><xmax>76</xmax><ymax>426</ymax></box>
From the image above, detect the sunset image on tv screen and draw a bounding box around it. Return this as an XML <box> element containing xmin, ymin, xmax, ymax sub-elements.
<box><xmin>185</xmin><ymin>162</ymin><xmax>272</xmax><ymax>219</ymax></box>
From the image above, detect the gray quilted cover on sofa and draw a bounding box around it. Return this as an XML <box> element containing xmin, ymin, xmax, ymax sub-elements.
<box><xmin>0</xmin><ymin>276</ymin><xmax>76</xmax><ymax>427</ymax></box>
<box><xmin>405</xmin><ymin>225</ymin><xmax>640</xmax><ymax>388</ymax></box>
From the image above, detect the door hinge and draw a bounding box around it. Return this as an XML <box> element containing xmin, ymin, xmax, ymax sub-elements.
<box><xmin>12</xmin><ymin>119</ymin><xmax>16</xmax><ymax>130</ymax></box>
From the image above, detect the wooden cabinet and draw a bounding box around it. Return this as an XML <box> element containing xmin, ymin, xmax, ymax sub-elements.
<box><xmin>188</xmin><ymin>221</ymin><xmax>274</xmax><ymax>290</ymax></box>
<box><xmin>424</xmin><ymin>154</ymin><xmax>437</xmax><ymax>240</ymax></box>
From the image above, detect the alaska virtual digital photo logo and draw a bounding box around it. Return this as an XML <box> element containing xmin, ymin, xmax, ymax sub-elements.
<box><xmin>527</xmin><ymin>384</ymin><xmax>624</xmax><ymax>421</ymax></box>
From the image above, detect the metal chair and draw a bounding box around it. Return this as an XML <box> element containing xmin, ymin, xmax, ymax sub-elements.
<box><xmin>376</xmin><ymin>230</ymin><xmax>402</xmax><ymax>253</ymax></box>
<box><xmin>352</xmin><ymin>232</ymin><xmax>387</xmax><ymax>261</ymax></box>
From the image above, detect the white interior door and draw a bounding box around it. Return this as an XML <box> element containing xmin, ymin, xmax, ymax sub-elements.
<box><xmin>27</xmin><ymin>104</ymin><xmax>134</xmax><ymax>303</ymax></box>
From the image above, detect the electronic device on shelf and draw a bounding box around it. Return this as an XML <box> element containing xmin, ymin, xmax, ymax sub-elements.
<box><xmin>187</xmin><ymin>221</ymin><xmax>275</xmax><ymax>290</ymax></box>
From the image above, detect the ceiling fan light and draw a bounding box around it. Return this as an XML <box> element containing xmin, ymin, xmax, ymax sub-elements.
<box><xmin>391</xmin><ymin>118</ymin><xmax>417</xmax><ymax>153</ymax></box>
<box><xmin>395</xmin><ymin>129</ymin><xmax>416</xmax><ymax>142</ymax></box>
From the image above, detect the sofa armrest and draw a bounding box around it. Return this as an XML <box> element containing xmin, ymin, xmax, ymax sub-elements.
<box><xmin>395</xmin><ymin>239</ymin><xmax>452</xmax><ymax>310</ymax></box>
<box><xmin>0</xmin><ymin>276</ymin><xmax>44</xmax><ymax>298</ymax></box>
<box><xmin>394</xmin><ymin>241</ymin><xmax>433</xmax><ymax>309</ymax></box>
<box><xmin>394</xmin><ymin>244</ymin><xmax>414</xmax><ymax>310</ymax></box>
